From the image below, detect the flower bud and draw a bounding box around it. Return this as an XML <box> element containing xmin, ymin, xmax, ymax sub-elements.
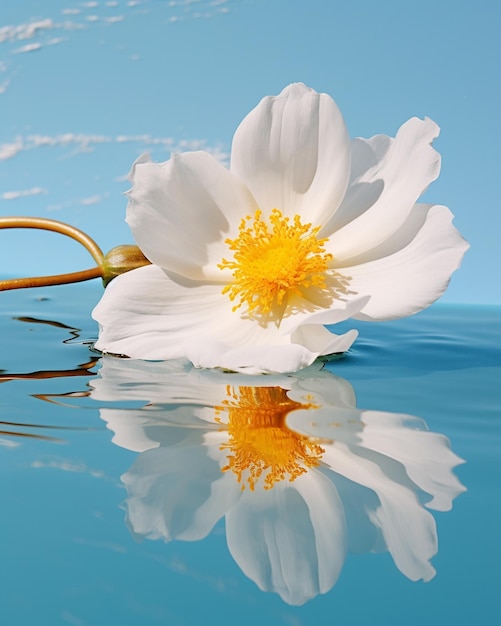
<box><xmin>102</xmin><ymin>245</ymin><xmax>151</xmax><ymax>287</ymax></box>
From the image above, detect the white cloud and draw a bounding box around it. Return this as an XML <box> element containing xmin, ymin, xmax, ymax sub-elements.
<box><xmin>0</xmin><ymin>18</ymin><xmax>85</xmax><ymax>58</ymax></box>
<box><xmin>0</xmin><ymin>0</ymin><xmax>230</xmax><ymax>65</ymax></box>
<box><xmin>46</xmin><ymin>200</ymin><xmax>73</xmax><ymax>212</ymax></box>
<box><xmin>1</xmin><ymin>187</ymin><xmax>47</xmax><ymax>201</ymax></box>
<box><xmin>47</xmin><ymin>37</ymin><xmax>66</xmax><ymax>46</ymax></box>
<box><xmin>115</xmin><ymin>133</ymin><xmax>173</xmax><ymax>146</ymax></box>
<box><xmin>0</xmin><ymin>133</ymin><xmax>110</xmax><ymax>161</ymax></box>
<box><xmin>0</xmin><ymin>19</ymin><xmax>54</xmax><ymax>44</ymax></box>
<box><xmin>0</xmin><ymin>132</ymin><xmax>229</xmax><ymax>165</ymax></box>
<box><xmin>47</xmin><ymin>192</ymin><xmax>110</xmax><ymax>212</ymax></box>
<box><xmin>0</xmin><ymin>137</ymin><xmax>23</xmax><ymax>160</ymax></box>
<box><xmin>80</xmin><ymin>193</ymin><xmax>108</xmax><ymax>205</ymax></box>
<box><xmin>0</xmin><ymin>79</ymin><xmax>10</xmax><ymax>94</ymax></box>
<box><xmin>27</xmin><ymin>132</ymin><xmax>111</xmax><ymax>151</ymax></box>
<box><xmin>12</xmin><ymin>42</ymin><xmax>42</xmax><ymax>54</ymax></box>
<box><xmin>58</xmin><ymin>20</ymin><xmax>87</xmax><ymax>32</ymax></box>
<box><xmin>169</xmin><ymin>0</ymin><xmax>203</xmax><ymax>6</ymax></box>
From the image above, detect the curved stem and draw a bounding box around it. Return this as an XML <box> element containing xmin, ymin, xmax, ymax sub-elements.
<box><xmin>0</xmin><ymin>217</ymin><xmax>105</xmax><ymax>291</ymax></box>
<box><xmin>0</xmin><ymin>267</ymin><xmax>103</xmax><ymax>291</ymax></box>
<box><xmin>0</xmin><ymin>217</ymin><xmax>105</xmax><ymax>265</ymax></box>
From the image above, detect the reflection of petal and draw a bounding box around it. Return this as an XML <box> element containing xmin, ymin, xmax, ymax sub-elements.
<box><xmin>226</xmin><ymin>471</ymin><xmax>346</xmax><ymax>606</ymax></box>
<box><xmin>101</xmin><ymin>408</ymin><xmax>160</xmax><ymax>453</ymax></box>
<box><xmin>359</xmin><ymin>411</ymin><xmax>466</xmax><ymax>511</ymax></box>
<box><xmin>122</xmin><ymin>432</ymin><xmax>241</xmax><ymax>542</ymax></box>
<box><xmin>286</xmin><ymin>406</ymin><xmax>365</xmax><ymax>446</ymax></box>
<box><xmin>101</xmin><ymin>405</ymin><xmax>221</xmax><ymax>452</ymax></box>
<box><xmin>91</xmin><ymin>357</ymin><xmax>465</xmax><ymax>603</ymax></box>
<box><xmin>322</xmin><ymin>442</ymin><xmax>437</xmax><ymax>581</ymax></box>
<box><xmin>287</xmin><ymin>408</ymin><xmax>465</xmax><ymax>511</ymax></box>
<box><xmin>90</xmin><ymin>356</ymin><xmax>354</xmax><ymax>407</ymax></box>
<box><xmin>287</xmin><ymin>372</ymin><xmax>357</xmax><ymax>408</ymax></box>
<box><xmin>90</xmin><ymin>357</ymin><xmax>196</xmax><ymax>403</ymax></box>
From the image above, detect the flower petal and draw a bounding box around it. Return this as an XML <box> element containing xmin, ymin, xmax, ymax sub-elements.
<box><xmin>318</xmin><ymin>135</ymin><xmax>389</xmax><ymax>234</ymax></box>
<box><xmin>291</xmin><ymin>325</ymin><xmax>358</xmax><ymax>356</ymax></box>
<box><xmin>231</xmin><ymin>83</ymin><xmax>351</xmax><ymax>226</ymax></box>
<box><xmin>326</xmin><ymin>117</ymin><xmax>442</xmax><ymax>260</ymax></box>
<box><xmin>333</xmin><ymin>201</ymin><xmax>432</xmax><ymax>267</ymax></box>
<box><xmin>225</xmin><ymin>471</ymin><xmax>347</xmax><ymax>605</ymax></box>
<box><xmin>185</xmin><ymin>342</ymin><xmax>317</xmax><ymax>375</ymax></box>
<box><xmin>279</xmin><ymin>293</ymin><xmax>369</xmax><ymax>335</ymax></box>
<box><xmin>93</xmin><ymin>264</ymin><xmax>290</xmax><ymax>361</ymax></box>
<box><xmin>126</xmin><ymin>152</ymin><xmax>258</xmax><ymax>280</ymax></box>
<box><xmin>339</xmin><ymin>204</ymin><xmax>469</xmax><ymax>320</ymax></box>
<box><xmin>94</xmin><ymin>265</ymin><xmax>358</xmax><ymax>373</ymax></box>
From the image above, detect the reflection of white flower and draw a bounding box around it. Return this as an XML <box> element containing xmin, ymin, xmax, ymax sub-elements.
<box><xmin>91</xmin><ymin>358</ymin><xmax>465</xmax><ymax>605</ymax></box>
<box><xmin>92</xmin><ymin>83</ymin><xmax>468</xmax><ymax>374</ymax></box>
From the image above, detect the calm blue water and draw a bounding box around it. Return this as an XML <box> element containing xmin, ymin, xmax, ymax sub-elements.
<box><xmin>1</xmin><ymin>283</ymin><xmax>500</xmax><ymax>626</ymax></box>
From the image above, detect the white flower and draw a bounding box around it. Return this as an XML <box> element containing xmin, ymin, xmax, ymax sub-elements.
<box><xmin>91</xmin><ymin>357</ymin><xmax>466</xmax><ymax>605</ymax></box>
<box><xmin>92</xmin><ymin>83</ymin><xmax>468</xmax><ymax>374</ymax></box>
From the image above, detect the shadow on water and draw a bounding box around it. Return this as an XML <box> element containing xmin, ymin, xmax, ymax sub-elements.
<box><xmin>0</xmin><ymin>307</ymin><xmax>102</xmax><ymax>440</ymax></box>
<box><xmin>0</xmin><ymin>356</ymin><xmax>99</xmax><ymax>382</ymax></box>
<box><xmin>13</xmin><ymin>316</ymin><xmax>85</xmax><ymax>343</ymax></box>
<box><xmin>0</xmin><ymin>419</ymin><xmax>96</xmax><ymax>442</ymax></box>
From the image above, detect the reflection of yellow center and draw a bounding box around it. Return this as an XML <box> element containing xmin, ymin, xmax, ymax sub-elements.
<box><xmin>215</xmin><ymin>385</ymin><xmax>324</xmax><ymax>491</ymax></box>
<box><xmin>218</xmin><ymin>209</ymin><xmax>332</xmax><ymax>317</ymax></box>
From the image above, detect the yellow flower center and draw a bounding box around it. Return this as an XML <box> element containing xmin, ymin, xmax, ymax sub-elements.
<box><xmin>218</xmin><ymin>209</ymin><xmax>333</xmax><ymax>318</ymax></box>
<box><xmin>215</xmin><ymin>385</ymin><xmax>325</xmax><ymax>491</ymax></box>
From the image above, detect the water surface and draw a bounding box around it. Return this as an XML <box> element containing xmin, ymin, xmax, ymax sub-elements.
<box><xmin>1</xmin><ymin>284</ymin><xmax>499</xmax><ymax>625</ymax></box>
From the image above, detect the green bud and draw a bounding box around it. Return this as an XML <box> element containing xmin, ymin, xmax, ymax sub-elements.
<box><xmin>102</xmin><ymin>245</ymin><xmax>151</xmax><ymax>287</ymax></box>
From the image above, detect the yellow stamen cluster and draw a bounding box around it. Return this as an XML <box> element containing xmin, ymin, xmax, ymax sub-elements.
<box><xmin>219</xmin><ymin>209</ymin><xmax>332</xmax><ymax>317</ymax></box>
<box><xmin>215</xmin><ymin>385</ymin><xmax>324</xmax><ymax>491</ymax></box>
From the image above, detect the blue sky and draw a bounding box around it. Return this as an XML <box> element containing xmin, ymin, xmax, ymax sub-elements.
<box><xmin>1</xmin><ymin>0</ymin><xmax>499</xmax><ymax>304</ymax></box>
